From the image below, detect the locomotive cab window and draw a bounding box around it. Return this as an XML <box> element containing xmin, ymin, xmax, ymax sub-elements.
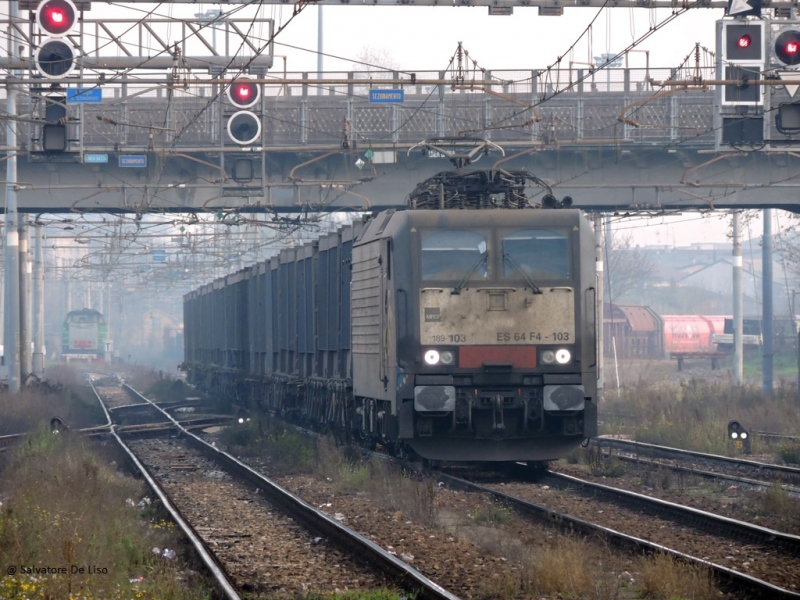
<box><xmin>422</xmin><ymin>229</ymin><xmax>488</xmax><ymax>281</ymax></box>
<box><xmin>502</xmin><ymin>228</ymin><xmax>570</xmax><ymax>279</ymax></box>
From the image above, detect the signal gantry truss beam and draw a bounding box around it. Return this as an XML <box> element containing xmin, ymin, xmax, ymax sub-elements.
<box><xmin>0</xmin><ymin>16</ymin><xmax>275</xmax><ymax>72</ymax></box>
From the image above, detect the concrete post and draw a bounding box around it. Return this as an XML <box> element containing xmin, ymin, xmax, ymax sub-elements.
<box><xmin>32</xmin><ymin>225</ymin><xmax>44</xmax><ymax>378</ymax></box>
<box><xmin>104</xmin><ymin>282</ymin><xmax>112</xmax><ymax>363</ymax></box>
<box><xmin>4</xmin><ymin>0</ymin><xmax>20</xmax><ymax>391</ymax></box>
<box><xmin>19</xmin><ymin>225</ymin><xmax>30</xmax><ymax>380</ymax></box>
<box><xmin>763</xmin><ymin>209</ymin><xmax>773</xmax><ymax>395</ymax></box>
<box><xmin>733</xmin><ymin>211</ymin><xmax>743</xmax><ymax>385</ymax></box>
<box><xmin>594</xmin><ymin>213</ymin><xmax>604</xmax><ymax>394</ymax></box>
<box><xmin>316</xmin><ymin>6</ymin><xmax>323</xmax><ymax>96</ymax></box>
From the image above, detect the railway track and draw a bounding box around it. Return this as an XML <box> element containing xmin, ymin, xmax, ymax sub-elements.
<box><xmin>251</xmin><ymin>411</ymin><xmax>800</xmax><ymax>599</ymax></box>
<box><xmin>587</xmin><ymin>448</ymin><xmax>800</xmax><ymax>495</ymax></box>
<box><xmin>93</xmin><ymin>382</ymin><xmax>460</xmax><ymax>600</ymax></box>
<box><xmin>111</xmin><ymin>385</ymin><xmax>800</xmax><ymax>598</ymax></box>
<box><xmin>438</xmin><ymin>467</ymin><xmax>800</xmax><ymax>599</ymax></box>
<box><xmin>595</xmin><ymin>436</ymin><xmax>800</xmax><ymax>485</ymax></box>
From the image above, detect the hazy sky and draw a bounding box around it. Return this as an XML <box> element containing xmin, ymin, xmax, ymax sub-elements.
<box><xmin>228</xmin><ymin>3</ymin><xmax>723</xmax><ymax>73</ymax></box>
<box><xmin>4</xmin><ymin>2</ymin><xmax>762</xmax><ymax>246</ymax></box>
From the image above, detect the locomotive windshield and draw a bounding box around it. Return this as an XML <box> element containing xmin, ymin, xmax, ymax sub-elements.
<box><xmin>422</xmin><ymin>229</ymin><xmax>488</xmax><ymax>281</ymax></box>
<box><xmin>502</xmin><ymin>228</ymin><xmax>570</xmax><ymax>279</ymax></box>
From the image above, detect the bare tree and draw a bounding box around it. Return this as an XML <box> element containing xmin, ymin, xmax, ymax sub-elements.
<box><xmin>605</xmin><ymin>232</ymin><xmax>655</xmax><ymax>302</ymax></box>
<box><xmin>352</xmin><ymin>46</ymin><xmax>400</xmax><ymax>73</ymax></box>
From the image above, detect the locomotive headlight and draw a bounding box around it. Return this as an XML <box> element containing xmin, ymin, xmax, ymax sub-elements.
<box><xmin>555</xmin><ymin>349</ymin><xmax>571</xmax><ymax>364</ymax></box>
<box><xmin>424</xmin><ymin>349</ymin><xmax>440</xmax><ymax>365</ymax></box>
<box><xmin>440</xmin><ymin>350</ymin><xmax>455</xmax><ymax>365</ymax></box>
<box><xmin>541</xmin><ymin>350</ymin><xmax>556</xmax><ymax>364</ymax></box>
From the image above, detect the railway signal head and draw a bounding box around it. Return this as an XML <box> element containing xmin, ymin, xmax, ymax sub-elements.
<box><xmin>721</xmin><ymin>21</ymin><xmax>765</xmax><ymax>65</ymax></box>
<box><xmin>225</xmin><ymin>76</ymin><xmax>262</xmax><ymax>145</ymax></box>
<box><xmin>774</xmin><ymin>28</ymin><xmax>800</xmax><ymax>67</ymax></box>
<box><xmin>728</xmin><ymin>420</ymin><xmax>752</xmax><ymax>453</ymax></box>
<box><xmin>42</xmin><ymin>96</ymin><xmax>68</xmax><ymax>153</ymax></box>
<box><xmin>227</xmin><ymin>111</ymin><xmax>261</xmax><ymax>145</ymax></box>
<box><xmin>36</xmin><ymin>0</ymin><xmax>77</xmax><ymax>37</ymax></box>
<box><xmin>34</xmin><ymin>0</ymin><xmax>77</xmax><ymax>80</ymax></box>
<box><xmin>35</xmin><ymin>39</ymin><xmax>75</xmax><ymax>79</ymax></box>
<box><xmin>227</xmin><ymin>78</ymin><xmax>261</xmax><ymax>109</ymax></box>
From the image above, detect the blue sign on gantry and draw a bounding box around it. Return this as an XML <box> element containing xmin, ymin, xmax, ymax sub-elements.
<box><xmin>67</xmin><ymin>88</ymin><xmax>103</xmax><ymax>104</ymax></box>
<box><xmin>369</xmin><ymin>89</ymin><xmax>404</xmax><ymax>104</ymax></box>
<box><xmin>119</xmin><ymin>155</ymin><xmax>147</xmax><ymax>168</ymax></box>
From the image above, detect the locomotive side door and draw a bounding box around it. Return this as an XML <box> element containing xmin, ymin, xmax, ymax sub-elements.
<box><xmin>379</xmin><ymin>238</ymin><xmax>391</xmax><ymax>390</ymax></box>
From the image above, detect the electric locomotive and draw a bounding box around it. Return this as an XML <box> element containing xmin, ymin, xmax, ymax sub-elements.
<box><xmin>351</xmin><ymin>208</ymin><xmax>597</xmax><ymax>461</ymax></box>
<box><xmin>61</xmin><ymin>308</ymin><xmax>108</xmax><ymax>362</ymax></box>
<box><xmin>183</xmin><ymin>169</ymin><xmax>598</xmax><ymax>462</ymax></box>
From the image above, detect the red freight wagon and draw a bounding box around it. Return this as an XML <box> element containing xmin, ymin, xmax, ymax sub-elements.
<box><xmin>661</xmin><ymin>315</ymin><xmax>726</xmax><ymax>354</ymax></box>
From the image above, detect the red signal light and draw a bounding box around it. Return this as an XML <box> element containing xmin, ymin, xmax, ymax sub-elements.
<box><xmin>775</xmin><ymin>29</ymin><xmax>800</xmax><ymax>66</ymax></box>
<box><xmin>738</xmin><ymin>34</ymin><xmax>752</xmax><ymax>49</ymax></box>
<box><xmin>36</xmin><ymin>0</ymin><xmax>77</xmax><ymax>37</ymax></box>
<box><xmin>226</xmin><ymin>78</ymin><xmax>260</xmax><ymax>109</ymax></box>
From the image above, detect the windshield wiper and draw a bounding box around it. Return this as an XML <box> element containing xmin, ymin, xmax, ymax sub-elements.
<box><xmin>503</xmin><ymin>252</ymin><xmax>542</xmax><ymax>294</ymax></box>
<box><xmin>451</xmin><ymin>252</ymin><xmax>488</xmax><ymax>295</ymax></box>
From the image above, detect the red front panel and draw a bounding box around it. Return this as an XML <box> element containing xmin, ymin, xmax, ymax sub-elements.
<box><xmin>459</xmin><ymin>346</ymin><xmax>537</xmax><ymax>368</ymax></box>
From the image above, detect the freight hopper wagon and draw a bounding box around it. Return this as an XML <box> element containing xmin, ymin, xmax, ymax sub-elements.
<box><xmin>183</xmin><ymin>171</ymin><xmax>599</xmax><ymax>463</ymax></box>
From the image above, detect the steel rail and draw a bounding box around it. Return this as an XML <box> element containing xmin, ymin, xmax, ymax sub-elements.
<box><xmin>544</xmin><ymin>471</ymin><xmax>800</xmax><ymax>555</ymax></box>
<box><xmin>87</xmin><ymin>379</ymin><xmax>243</xmax><ymax>600</ymax></box>
<box><xmin>755</xmin><ymin>430</ymin><xmax>800</xmax><ymax>444</ymax></box>
<box><xmin>595</xmin><ymin>437</ymin><xmax>800</xmax><ymax>483</ymax></box>
<box><xmin>120</xmin><ymin>384</ymin><xmax>461</xmax><ymax>600</ymax></box>
<box><xmin>589</xmin><ymin>452</ymin><xmax>800</xmax><ymax>495</ymax></box>
<box><xmin>436</xmin><ymin>471</ymin><xmax>800</xmax><ymax>600</ymax></box>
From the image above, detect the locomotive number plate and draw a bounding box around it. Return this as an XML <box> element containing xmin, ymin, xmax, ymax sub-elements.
<box><xmin>420</xmin><ymin>287</ymin><xmax>575</xmax><ymax>345</ymax></box>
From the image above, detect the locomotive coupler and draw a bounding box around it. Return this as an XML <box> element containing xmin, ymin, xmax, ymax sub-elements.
<box><xmin>492</xmin><ymin>395</ymin><xmax>506</xmax><ymax>430</ymax></box>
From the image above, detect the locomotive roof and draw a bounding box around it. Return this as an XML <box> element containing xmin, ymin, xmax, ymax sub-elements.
<box><xmin>356</xmin><ymin>208</ymin><xmax>587</xmax><ymax>247</ymax></box>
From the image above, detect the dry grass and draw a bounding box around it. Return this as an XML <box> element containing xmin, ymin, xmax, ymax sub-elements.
<box><xmin>524</xmin><ymin>535</ymin><xmax>613</xmax><ymax>597</ymax></box>
<box><xmin>471</xmin><ymin>534</ymin><xmax>625</xmax><ymax>600</ymax></box>
<box><xmin>0</xmin><ymin>428</ymin><xmax>212</xmax><ymax>600</ymax></box>
<box><xmin>221</xmin><ymin>416</ymin><xmax>317</xmax><ymax>473</ymax></box>
<box><xmin>760</xmin><ymin>480</ymin><xmax>800</xmax><ymax>531</ymax></box>
<box><xmin>637</xmin><ymin>552</ymin><xmax>716</xmax><ymax>600</ymax></box>
<box><xmin>0</xmin><ymin>384</ymin><xmax>106</xmax><ymax>436</ymax></box>
<box><xmin>314</xmin><ymin>438</ymin><xmax>439</xmax><ymax>528</ymax></box>
<box><xmin>366</xmin><ymin>458</ymin><xmax>438</xmax><ymax>528</ymax></box>
<box><xmin>601</xmin><ymin>378</ymin><xmax>800</xmax><ymax>455</ymax></box>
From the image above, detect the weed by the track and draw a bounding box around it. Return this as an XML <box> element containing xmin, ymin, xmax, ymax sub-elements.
<box><xmin>581</xmin><ymin>446</ymin><xmax>627</xmax><ymax>477</ymax></box>
<box><xmin>636</xmin><ymin>552</ymin><xmax>716</xmax><ymax>600</ymax></box>
<box><xmin>641</xmin><ymin>467</ymin><xmax>674</xmax><ymax>491</ymax></box>
<box><xmin>777</xmin><ymin>443</ymin><xmax>800</xmax><ymax>465</ymax></box>
<box><xmin>271</xmin><ymin>591</ymin><xmax>415</xmax><ymax>600</ymax></box>
<box><xmin>0</xmin><ymin>427</ymin><xmax>212</xmax><ymax>600</ymax></box>
<box><xmin>220</xmin><ymin>416</ymin><xmax>317</xmax><ymax>472</ymax></box>
<box><xmin>0</xmin><ymin>377</ymin><xmax>106</xmax><ymax>435</ymax></box>
<box><xmin>522</xmin><ymin>535</ymin><xmax>616</xmax><ymax>598</ymax></box>
<box><xmin>470</xmin><ymin>502</ymin><xmax>511</xmax><ymax>526</ymax></box>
